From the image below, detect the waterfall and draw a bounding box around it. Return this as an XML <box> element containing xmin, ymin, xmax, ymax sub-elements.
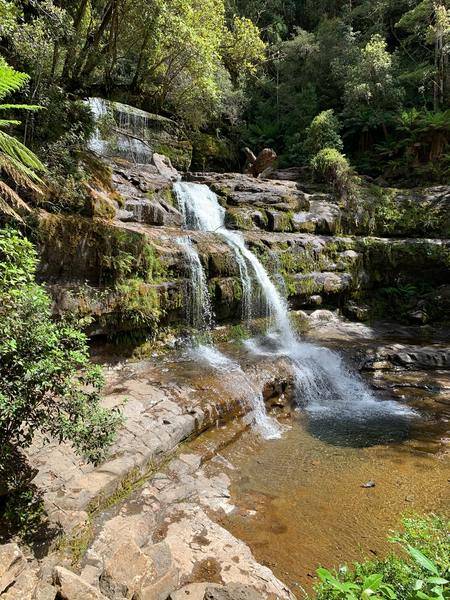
<box><xmin>174</xmin><ymin>181</ymin><xmax>415</xmax><ymax>431</ymax></box>
<box><xmin>86</xmin><ymin>97</ymin><xmax>153</xmax><ymax>164</ymax></box>
<box><xmin>191</xmin><ymin>345</ymin><xmax>283</xmax><ymax>439</ymax></box>
<box><xmin>174</xmin><ymin>182</ymin><xmax>293</xmax><ymax>340</ymax></box>
<box><xmin>176</xmin><ymin>237</ymin><xmax>214</xmax><ymax>333</ymax></box>
<box><xmin>174</xmin><ymin>182</ymin><xmax>282</xmax><ymax>438</ymax></box>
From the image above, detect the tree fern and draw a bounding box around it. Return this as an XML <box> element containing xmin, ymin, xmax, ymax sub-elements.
<box><xmin>0</xmin><ymin>58</ymin><xmax>45</xmax><ymax>221</ymax></box>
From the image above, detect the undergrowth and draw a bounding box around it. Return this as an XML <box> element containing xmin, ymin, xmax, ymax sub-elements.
<box><xmin>311</xmin><ymin>514</ymin><xmax>449</xmax><ymax>600</ymax></box>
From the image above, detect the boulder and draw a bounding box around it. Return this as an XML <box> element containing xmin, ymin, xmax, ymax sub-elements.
<box><xmin>99</xmin><ymin>539</ymin><xmax>157</xmax><ymax>599</ymax></box>
<box><xmin>53</xmin><ymin>567</ymin><xmax>107</xmax><ymax>600</ymax></box>
<box><xmin>361</xmin><ymin>345</ymin><xmax>450</xmax><ymax>371</ymax></box>
<box><xmin>0</xmin><ymin>543</ymin><xmax>28</xmax><ymax>594</ymax></box>
<box><xmin>152</xmin><ymin>153</ymin><xmax>180</xmax><ymax>181</ymax></box>
<box><xmin>124</xmin><ymin>198</ymin><xmax>183</xmax><ymax>226</ymax></box>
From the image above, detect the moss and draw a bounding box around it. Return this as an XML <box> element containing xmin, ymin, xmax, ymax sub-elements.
<box><xmin>225</xmin><ymin>208</ymin><xmax>254</xmax><ymax>231</ymax></box>
<box><xmin>285</xmin><ymin>274</ymin><xmax>320</xmax><ymax>297</ymax></box>
<box><xmin>154</xmin><ymin>142</ymin><xmax>192</xmax><ymax>171</ymax></box>
<box><xmin>58</xmin><ymin>520</ymin><xmax>94</xmax><ymax>566</ymax></box>
<box><xmin>36</xmin><ymin>212</ymin><xmax>171</xmax><ymax>286</ymax></box>
<box><xmin>191</xmin><ymin>132</ymin><xmax>238</xmax><ymax>171</ymax></box>
<box><xmin>113</xmin><ymin>279</ymin><xmax>161</xmax><ymax>328</ymax></box>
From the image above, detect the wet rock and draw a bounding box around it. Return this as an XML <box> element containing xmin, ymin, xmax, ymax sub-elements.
<box><xmin>124</xmin><ymin>197</ymin><xmax>182</xmax><ymax>226</ymax></box>
<box><xmin>87</xmin><ymin>98</ymin><xmax>192</xmax><ymax>170</ymax></box>
<box><xmin>361</xmin><ymin>345</ymin><xmax>450</xmax><ymax>371</ymax></box>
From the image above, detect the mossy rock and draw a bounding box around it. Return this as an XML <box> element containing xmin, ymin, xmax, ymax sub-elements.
<box><xmin>35</xmin><ymin>211</ymin><xmax>169</xmax><ymax>286</ymax></box>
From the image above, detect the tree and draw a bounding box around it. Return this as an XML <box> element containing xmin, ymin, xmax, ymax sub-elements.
<box><xmin>0</xmin><ymin>58</ymin><xmax>45</xmax><ymax>220</ymax></box>
<box><xmin>0</xmin><ymin>229</ymin><xmax>122</xmax><ymax>498</ymax></box>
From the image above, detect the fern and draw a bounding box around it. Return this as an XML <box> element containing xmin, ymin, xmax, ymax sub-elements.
<box><xmin>0</xmin><ymin>58</ymin><xmax>45</xmax><ymax>220</ymax></box>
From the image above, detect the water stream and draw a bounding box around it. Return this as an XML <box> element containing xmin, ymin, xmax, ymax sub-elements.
<box><xmin>173</xmin><ymin>181</ymin><xmax>415</xmax><ymax>430</ymax></box>
<box><xmin>174</xmin><ymin>183</ymin><xmax>282</xmax><ymax>438</ymax></box>
<box><xmin>175</xmin><ymin>236</ymin><xmax>214</xmax><ymax>333</ymax></box>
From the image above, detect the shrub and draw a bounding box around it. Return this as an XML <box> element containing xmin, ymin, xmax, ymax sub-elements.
<box><xmin>311</xmin><ymin>148</ymin><xmax>352</xmax><ymax>193</ymax></box>
<box><xmin>0</xmin><ymin>229</ymin><xmax>122</xmax><ymax>505</ymax></box>
<box><xmin>304</xmin><ymin>110</ymin><xmax>343</xmax><ymax>159</ymax></box>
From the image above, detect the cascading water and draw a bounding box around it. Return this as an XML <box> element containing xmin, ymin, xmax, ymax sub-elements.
<box><xmin>190</xmin><ymin>345</ymin><xmax>282</xmax><ymax>439</ymax></box>
<box><xmin>174</xmin><ymin>182</ymin><xmax>294</xmax><ymax>340</ymax></box>
<box><xmin>176</xmin><ymin>237</ymin><xmax>214</xmax><ymax>333</ymax></box>
<box><xmin>174</xmin><ymin>182</ymin><xmax>282</xmax><ymax>438</ymax></box>
<box><xmin>86</xmin><ymin>97</ymin><xmax>153</xmax><ymax>164</ymax></box>
<box><xmin>173</xmin><ymin>181</ymin><xmax>415</xmax><ymax>436</ymax></box>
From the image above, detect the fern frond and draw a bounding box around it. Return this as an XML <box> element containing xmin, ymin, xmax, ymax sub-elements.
<box><xmin>0</xmin><ymin>61</ymin><xmax>29</xmax><ymax>100</ymax></box>
<box><xmin>0</xmin><ymin>155</ymin><xmax>43</xmax><ymax>193</ymax></box>
<box><xmin>0</xmin><ymin>130</ymin><xmax>46</xmax><ymax>172</ymax></box>
<box><xmin>0</xmin><ymin>119</ymin><xmax>21</xmax><ymax>127</ymax></box>
<box><xmin>0</xmin><ymin>180</ymin><xmax>31</xmax><ymax>221</ymax></box>
<box><xmin>0</xmin><ymin>103</ymin><xmax>43</xmax><ymax>111</ymax></box>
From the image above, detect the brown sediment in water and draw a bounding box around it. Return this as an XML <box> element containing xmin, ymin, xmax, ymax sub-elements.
<box><xmin>205</xmin><ymin>415</ymin><xmax>449</xmax><ymax>595</ymax></box>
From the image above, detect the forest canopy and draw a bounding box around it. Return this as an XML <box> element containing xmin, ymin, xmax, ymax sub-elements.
<box><xmin>0</xmin><ymin>0</ymin><xmax>448</xmax><ymax>185</ymax></box>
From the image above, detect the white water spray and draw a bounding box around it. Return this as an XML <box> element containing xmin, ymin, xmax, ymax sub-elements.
<box><xmin>191</xmin><ymin>345</ymin><xmax>282</xmax><ymax>439</ymax></box>
<box><xmin>176</xmin><ymin>237</ymin><xmax>214</xmax><ymax>332</ymax></box>
<box><xmin>174</xmin><ymin>181</ymin><xmax>415</xmax><ymax>426</ymax></box>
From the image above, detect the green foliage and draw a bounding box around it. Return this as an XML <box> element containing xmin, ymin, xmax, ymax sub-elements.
<box><xmin>312</xmin><ymin>515</ymin><xmax>449</xmax><ymax>600</ymax></box>
<box><xmin>238</xmin><ymin>0</ymin><xmax>448</xmax><ymax>183</ymax></box>
<box><xmin>374</xmin><ymin>109</ymin><xmax>449</xmax><ymax>184</ymax></box>
<box><xmin>304</xmin><ymin>110</ymin><xmax>343</xmax><ymax>158</ymax></box>
<box><xmin>0</xmin><ymin>58</ymin><xmax>45</xmax><ymax>220</ymax></box>
<box><xmin>311</xmin><ymin>148</ymin><xmax>352</xmax><ymax>195</ymax></box>
<box><xmin>0</xmin><ymin>229</ymin><xmax>122</xmax><ymax>497</ymax></box>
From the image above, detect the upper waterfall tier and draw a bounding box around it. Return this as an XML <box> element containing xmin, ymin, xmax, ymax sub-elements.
<box><xmin>86</xmin><ymin>97</ymin><xmax>192</xmax><ymax>170</ymax></box>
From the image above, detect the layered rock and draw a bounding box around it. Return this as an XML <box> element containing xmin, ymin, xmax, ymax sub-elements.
<box><xmin>36</xmin><ymin>160</ymin><xmax>450</xmax><ymax>335</ymax></box>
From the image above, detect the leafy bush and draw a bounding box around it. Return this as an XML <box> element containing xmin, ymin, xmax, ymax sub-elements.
<box><xmin>304</xmin><ymin>110</ymin><xmax>343</xmax><ymax>158</ymax></box>
<box><xmin>0</xmin><ymin>229</ymin><xmax>122</xmax><ymax>503</ymax></box>
<box><xmin>310</xmin><ymin>148</ymin><xmax>354</xmax><ymax>199</ymax></box>
<box><xmin>312</xmin><ymin>514</ymin><xmax>449</xmax><ymax>600</ymax></box>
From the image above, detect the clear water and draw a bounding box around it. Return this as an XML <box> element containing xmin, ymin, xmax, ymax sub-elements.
<box><xmin>173</xmin><ymin>181</ymin><xmax>415</xmax><ymax>438</ymax></box>
<box><xmin>190</xmin><ymin>345</ymin><xmax>282</xmax><ymax>439</ymax></box>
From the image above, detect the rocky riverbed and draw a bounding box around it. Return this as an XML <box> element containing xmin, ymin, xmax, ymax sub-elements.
<box><xmin>1</xmin><ymin>311</ymin><xmax>449</xmax><ymax>600</ymax></box>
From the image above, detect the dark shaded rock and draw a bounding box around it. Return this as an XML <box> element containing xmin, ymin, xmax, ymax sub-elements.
<box><xmin>361</xmin><ymin>345</ymin><xmax>450</xmax><ymax>371</ymax></box>
<box><xmin>344</xmin><ymin>301</ymin><xmax>370</xmax><ymax>321</ymax></box>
